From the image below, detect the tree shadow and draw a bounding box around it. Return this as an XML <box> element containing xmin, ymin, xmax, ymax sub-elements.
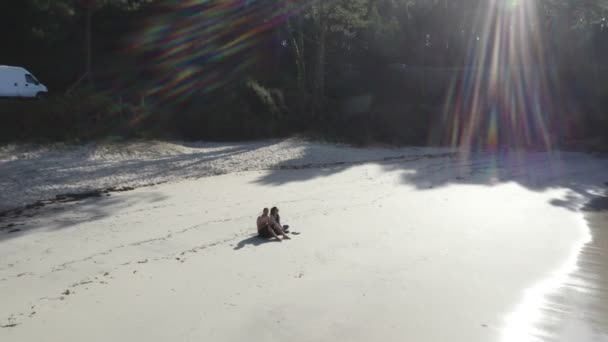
<box><xmin>233</xmin><ymin>234</ymin><xmax>276</xmax><ymax>250</ymax></box>
<box><xmin>253</xmin><ymin>145</ymin><xmax>455</xmax><ymax>186</ymax></box>
<box><xmin>2</xmin><ymin>140</ymin><xmax>606</xmax><ymax>244</ymax></box>
<box><xmin>0</xmin><ymin>190</ymin><xmax>169</xmax><ymax>242</ymax></box>
<box><xmin>0</xmin><ymin>140</ymin><xmax>281</xmax><ymax>212</ymax></box>
<box><xmin>252</xmin><ymin>143</ymin><xmax>608</xmax><ymax>212</ymax></box>
<box><xmin>394</xmin><ymin>150</ymin><xmax>608</xmax><ymax>211</ymax></box>
<box><xmin>582</xmin><ymin>193</ymin><xmax>608</xmax><ymax>213</ymax></box>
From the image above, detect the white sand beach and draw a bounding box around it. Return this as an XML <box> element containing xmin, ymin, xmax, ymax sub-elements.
<box><xmin>0</xmin><ymin>141</ymin><xmax>607</xmax><ymax>341</ymax></box>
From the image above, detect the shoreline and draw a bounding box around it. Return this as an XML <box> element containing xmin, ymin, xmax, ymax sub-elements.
<box><xmin>526</xmin><ymin>192</ymin><xmax>608</xmax><ymax>341</ymax></box>
<box><xmin>578</xmin><ymin>194</ymin><xmax>608</xmax><ymax>335</ymax></box>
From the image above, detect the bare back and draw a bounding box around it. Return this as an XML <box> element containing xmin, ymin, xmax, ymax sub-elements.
<box><xmin>257</xmin><ymin>215</ymin><xmax>270</xmax><ymax>230</ymax></box>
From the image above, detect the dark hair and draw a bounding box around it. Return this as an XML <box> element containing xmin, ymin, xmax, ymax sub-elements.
<box><xmin>270</xmin><ymin>207</ymin><xmax>278</xmax><ymax>214</ymax></box>
<box><xmin>263</xmin><ymin>208</ymin><xmax>269</xmax><ymax>212</ymax></box>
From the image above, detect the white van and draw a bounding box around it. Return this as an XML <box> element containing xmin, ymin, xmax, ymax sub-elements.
<box><xmin>0</xmin><ymin>66</ymin><xmax>48</xmax><ymax>98</ymax></box>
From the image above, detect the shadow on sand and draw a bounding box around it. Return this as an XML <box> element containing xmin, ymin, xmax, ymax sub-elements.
<box><xmin>0</xmin><ymin>140</ymin><xmax>280</xmax><ymax>213</ymax></box>
<box><xmin>233</xmin><ymin>234</ymin><xmax>277</xmax><ymax>250</ymax></box>
<box><xmin>253</xmin><ymin>144</ymin><xmax>608</xmax><ymax>213</ymax></box>
<box><xmin>0</xmin><ymin>190</ymin><xmax>169</xmax><ymax>242</ymax></box>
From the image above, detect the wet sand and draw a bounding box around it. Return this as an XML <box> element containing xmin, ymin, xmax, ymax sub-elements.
<box><xmin>512</xmin><ymin>191</ymin><xmax>608</xmax><ymax>342</ymax></box>
<box><xmin>581</xmin><ymin>196</ymin><xmax>608</xmax><ymax>336</ymax></box>
<box><xmin>544</xmin><ymin>193</ymin><xmax>608</xmax><ymax>341</ymax></box>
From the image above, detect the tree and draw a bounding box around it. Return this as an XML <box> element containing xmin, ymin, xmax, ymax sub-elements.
<box><xmin>283</xmin><ymin>0</ymin><xmax>370</xmax><ymax>117</ymax></box>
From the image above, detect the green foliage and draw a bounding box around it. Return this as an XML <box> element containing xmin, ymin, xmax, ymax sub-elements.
<box><xmin>1</xmin><ymin>0</ymin><xmax>607</xmax><ymax>145</ymax></box>
<box><xmin>541</xmin><ymin>0</ymin><xmax>608</xmax><ymax>28</ymax></box>
<box><xmin>0</xmin><ymin>90</ymin><xmax>128</xmax><ymax>142</ymax></box>
<box><xmin>245</xmin><ymin>78</ymin><xmax>281</xmax><ymax>117</ymax></box>
<box><xmin>172</xmin><ymin>79</ymin><xmax>292</xmax><ymax>141</ymax></box>
<box><xmin>324</xmin><ymin>0</ymin><xmax>371</xmax><ymax>36</ymax></box>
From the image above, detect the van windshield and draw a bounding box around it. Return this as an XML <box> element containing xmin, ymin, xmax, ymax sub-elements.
<box><xmin>25</xmin><ymin>74</ymin><xmax>40</xmax><ymax>85</ymax></box>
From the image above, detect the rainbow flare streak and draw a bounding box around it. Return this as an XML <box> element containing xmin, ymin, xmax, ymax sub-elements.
<box><xmin>429</xmin><ymin>0</ymin><xmax>582</xmax><ymax>151</ymax></box>
<box><xmin>130</xmin><ymin>0</ymin><xmax>303</xmax><ymax>105</ymax></box>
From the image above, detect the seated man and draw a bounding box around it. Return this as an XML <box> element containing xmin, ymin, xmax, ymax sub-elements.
<box><xmin>257</xmin><ymin>208</ymin><xmax>290</xmax><ymax>240</ymax></box>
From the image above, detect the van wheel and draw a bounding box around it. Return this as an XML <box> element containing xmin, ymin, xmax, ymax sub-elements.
<box><xmin>36</xmin><ymin>92</ymin><xmax>47</xmax><ymax>100</ymax></box>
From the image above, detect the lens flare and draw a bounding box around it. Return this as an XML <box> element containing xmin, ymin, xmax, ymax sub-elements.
<box><xmin>129</xmin><ymin>1</ymin><xmax>302</xmax><ymax>105</ymax></box>
<box><xmin>508</xmin><ymin>0</ymin><xmax>519</xmax><ymax>10</ymax></box>
<box><xmin>429</xmin><ymin>0</ymin><xmax>582</xmax><ymax>151</ymax></box>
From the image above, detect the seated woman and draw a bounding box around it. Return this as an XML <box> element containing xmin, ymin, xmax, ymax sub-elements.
<box><xmin>257</xmin><ymin>208</ymin><xmax>290</xmax><ymax>240</ymax></box>
<box><xmin>270</xmin><ymin>207</ymin><xmax>289</xmax><ymax>232</ymax></box>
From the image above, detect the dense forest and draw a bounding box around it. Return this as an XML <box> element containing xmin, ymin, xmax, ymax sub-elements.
<box><xmin>1</xmin><ymin>0</ymin><xmax>607</xmax><ymax>148</ymax></box>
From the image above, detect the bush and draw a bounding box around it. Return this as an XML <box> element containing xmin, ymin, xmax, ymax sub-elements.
<box><xmin>369</xmin><ymin>103</ymin><xmax>435</xmax><ymax>145</ymax></box>
<box><xmin>317</xmin><ymin>98</ymin><xmax>434</xmax><ymax>146</ymax></box>
<box><xmin>0</xmin><ymin>77</ymin><xmax>307</xmax><ymax>144</ymax></box>
<box><xmin>173</xmin><ymin>78</ymin><xmax>292</xmax><ymax>141</ymax></box>
<box><xmin>245</xmin><ymin>78</ymin><xmax>280</xmax><ymax>116</ymax></box>
<box><xmin>0</xmin><ymin>89</ymin><xmax>128</xmax><ymax>142</ymax></box>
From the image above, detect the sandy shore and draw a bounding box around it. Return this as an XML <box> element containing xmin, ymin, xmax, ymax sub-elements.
<box><xmin>0</xmin><ymin>147</ymin><xmax>607</xmax><ymax>341</ymax></box>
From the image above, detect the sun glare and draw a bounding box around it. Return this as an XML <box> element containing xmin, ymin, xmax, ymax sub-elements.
<box><xmin>131</xmin><ymin>1</ymin><xmax>295</xmax><ymax>105</ymax></box>
<box><xmin>430</xmin><ymin>0</ymin><xmax>580</xmax><ymax>151</ymax></box>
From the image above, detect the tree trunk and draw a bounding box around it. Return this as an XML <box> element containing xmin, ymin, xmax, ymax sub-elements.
<box><xmin>86</xmin><ymin>6</ymin><xmax>93</xmax><ymax>82</ymax></box>
<box><xmin>312</xmin><ymin>22</ymin><xmax>327</xmax><ymax>119</ymax></box>
<box><xmin>287</xmin><ymin>17</ymin><xmax>306</xmax><ymax>94</ymax></box>
<box><xmin>296</xmin><ymin>15</ymin><xmax>306</xmax><ymax>90</ymax></box>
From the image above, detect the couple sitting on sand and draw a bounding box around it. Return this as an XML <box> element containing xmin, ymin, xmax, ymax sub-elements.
<box><xmin>257</xmin><ymin>207</ymin><xmax>290</xmax><ymax>241</ymax></box>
